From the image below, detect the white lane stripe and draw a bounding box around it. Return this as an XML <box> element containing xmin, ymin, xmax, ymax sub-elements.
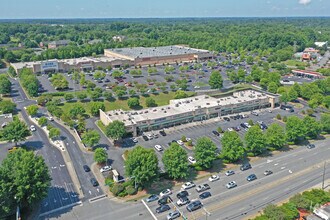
<box><xmin>141</xmin><ymin>199</ymin><xmax>158</xmax><ymax>220</ymax></box>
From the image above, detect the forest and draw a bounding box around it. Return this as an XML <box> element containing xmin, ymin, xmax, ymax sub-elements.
<box><xmin>0</xmin><ymin>17</ymin><xmax>329</xmax><ymax>63</ymax></box>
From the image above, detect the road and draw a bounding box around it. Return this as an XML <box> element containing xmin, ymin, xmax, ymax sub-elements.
<box><xmin>143</xmin><ymin>139</ymin><xmax>330</xmax><ymax>220</ymax></box>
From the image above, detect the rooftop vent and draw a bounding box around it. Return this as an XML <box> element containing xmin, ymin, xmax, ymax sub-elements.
<box><xmin>217</xmin><ymin>101</ymin><xmax>220</xmax><ymax>103</ymax></box>
<box><xmin>175</xmin><ymin>104</ymin><xmax>179</xmax><ymax>107</ymax></box>
<box><xmin>206</xmin><ymin>103</ymin><xmax>210</xmax><ymax>105</ymax></box>
<box><xmin>195</xmin><ymin>98</ymin><xmax>199</xmax><ymax>100</ymax></box>
<box><xmin>164</xmin><ymin>111</ymin><xmax>167</xmax><ymax>113</ymax></box>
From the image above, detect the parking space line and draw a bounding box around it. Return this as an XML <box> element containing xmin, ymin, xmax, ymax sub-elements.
<box><xmin>141</xmin><ymin>199</ymin><xmax>158</xmax><ymax>220</ymax></box>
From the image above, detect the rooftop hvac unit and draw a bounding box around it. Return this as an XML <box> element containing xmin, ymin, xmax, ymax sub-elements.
<box><xmin>217</xmin><ymin>101</ymin><xmax>220</xmax><ymax>103</ymax></box>
<box><xmin>205</xmin><ymin>96</ymin><xmax>209</xmax><ymax>99</ymax></box>
<box><xmin>206</xmin><ymin>103</ymin><xmax>210</xmax><ymax>105</ymax></box>
<box><xmin>161</xmin><ymin>108</ymin><xmax>164</xmax><ymax>110</ymax></box>
<box><xmin>175</xmin><ymin>104</ymin><xmax>179</xmax><ymax>107</ymax></box>
<box><xmin>167</xmin><ymin>107</ymin><xmax>170</xmax><ymax>109</ymax></box>
<box><xmin>164</xmin><ymin>111</ymin><xmax>167</xmax><ymax>113</ymax></box>
<box><xmin>195</xmin><ymin>98</ymin><xmax>199</xmax><ymax>100</ymax></box>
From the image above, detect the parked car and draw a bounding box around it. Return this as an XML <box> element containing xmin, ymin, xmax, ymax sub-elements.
<box><xmin>167</xmin><ymin>210</ymin><xmax>181</xmax><ymax>220</ymax></box>
<box><xmin>176</xmin><ymin>196</ymin><xmax>190</xmax><ymax>206</ymax></box>
<box><xmin>226</xmin><ymin>181</ymin><xmax>237</xmax><ymax>189</ymax></box>
<box><xmin>154</xmin><ymin>145</ymin><xmax>163</xmax><ymax>152</ymax></box>
<box><xmin>147</xmin><ymin>133</ymin><xmax>153</xmax><ymax>140</ymax></box>
<box><xmin>186</xmin><ymin>200</ymin><xmax>203</xmax><ymax>212</ymax></box>
<box><xmin>208</xmin><ymin>175</ymin><xmax>220</xmax><ymax>182</ymax></box>
<box><xmin>158</xmin><ymin>196</ymin><xmax>173</xmax><ymax>205</ymax></box>
<box><xmin>196</xmin><ymin>184</ymin><xmax>210</xmax><ymax>192</ymax></box>
<box><xmin>156</xmin><ymin>204</ymin><xmax>171</xmax><ymax>213</ymax></box>
<box><xmin>223</xmin><ymin>117</ymin><xmax>230</xmax><ymax>121</ymax></box>
<box><xmin>160</xmin><ymin>189</ymin><xmax>172</xmax><ymax>198</ymax></box>
<box><xmin>100</xmin><ymin>165</ymin><xmax>112</xmax><ymax>173</ymax></box>
<box><xmin>199</xmin><ymin>192</ymin><xmax>211</xmax><ymax>199</ymax></box>
<box><xmin>8</xmin><ymin>146</ymin><xmax>18</xmax><ymax>153</ymax></box>
<box><xmin>240</xmin><ymin>163</ymin><xmax>252</xmax><ymax>171</ymax></box>
<box><xmin>176</xmin><ymin>190</ymin><xmax>189</xmax><ymax>199</ymax></box>
<box><xmin>182</xmin><ymin>182</ymin><xmax>196</xmax><ymax>190</ymax></box>
<box><xmin>212</xmin><ymin>130</ymin><xmax>220</xmax><ymax>136</ymax></box>
<box><xmin>48</xmin><ymin>116</ymin><xmax>54</xmax><ymax>121</ymax></box>
<box><xmin>177</xmin><ymin>140</ymin><xmax>184</xmax><ymax>146</ymax></box>
<box><xmin>264</xmin><ymin>170</ymin><xmax>273</xmax><ymax>176</ymax></box>
<box><xmin>247</xmin><ymin>174</ymin><xmax>257</xmax><ymax>181</ymax></box>
<box><xmin>142</xmin><ymin>135</ymin><xmax>149</xmax><ymax>141</ymax></box>
<box><xmin>225</xmin><ymin>170</ymin><xmax>235</xmax><ymax>176</ymax></box>
<box><xmin>30</xmin><ymin>125</ymin><xmax>36</xmax><ymax>132</ymax></box>
<box><xmin>251</xmin><ymin>111</ymin><xmax>259</xmax><ymax>116</ymax></box>
<box><xmin>227</xmin><ymin>127</ymin><xmax>233</xmax><ymax>132</ymax></box>
<box><xmin>188</xmin><ymin>156</ymin><xmax>196</xmax><ymax>164</ymax></box>
<box><xmin>307</xmin><ymin>144</ymin><xmax>315</xmax><ymax>149</ymax></box>
<box><xmin>132</xmin><ymin>137</ymin><xmax>138</xmax><ymax>143</ymax></box>
<box><xmin>90</xmin><ymin>178</ymin><xmax>99</xmax><ymax>187</ymax></box>
<box><xmin>146</xmin><ymin>194</ymin><xmax>159</xmax><ymax>203</ymax></box>
<box><xmin>159</xmin><ymin>130</ymin><xmax>167</xmax><ymax>136</ymax></box>
<box><xmin>83</xmin><ymin>165</ymin><xmax>90</xmax><ymax>172</ymax></box>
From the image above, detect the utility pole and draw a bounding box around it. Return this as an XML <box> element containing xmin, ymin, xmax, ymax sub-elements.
<box><xmin>322</xmin><ymin>161</ymin><xmax>326</xmax><ymax>189</ymax></box>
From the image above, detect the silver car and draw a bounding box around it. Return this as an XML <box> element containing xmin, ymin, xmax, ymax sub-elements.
<box><xmin>167</xmin><ymin>210</ymin><xmax>181</xmax><ymax>220</ymax></box>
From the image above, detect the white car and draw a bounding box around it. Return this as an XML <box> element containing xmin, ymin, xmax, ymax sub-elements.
<box><xmin>194</xmin><ymin>86</ymin><xmax>200</xmax><ymax>89</ymax></box>
<box><xmin>159</xmin><ymin>189</ymin><xmax>172</xmax><ymax>197</ymax></box>
<box><xmin>154</xmin><ymin>145</ymin><xmax>163</xmax><ymax>151</ymax></box>
<box><xmin>147</xmin><ymin>133</ymin><xmax>153</xmax><ymax>140</ymax></box>
<box><xmin>208</xmin><ymin>175</ymin><xmax>220</xmax><ymax>182</ymax></box>
<box><xmin>186</xmin><ymin>138</ymin><xmax>191</xmax><ymax>142</ymax></box>
<box><xmin>132</xmin><ymin>137</ymin><xmax>138</xmax><ymax>143</ymax></box>
<box><xmin>225</xmin><ymin>170</ymin><xmax>235</xmax><ymax>176</ymax></box>
<box><xmin>251</xmin><ymin>111</ymin><xmax>259</xmax><ymax>116</ymax></box>
<box><xmin>188</xmin><ymin>156</ymin><xmax>196</xmax><ymax>164</ymax></box>
<box><xmin>100</xmin><ymin>165</ymin><xmax>112</xmax><ymax>173</ymax></box>
<box><xmin>227</xmin><ymin>128</ymin><xmax>233</xmax><ymax>132</ymax></box>
<box><xmin>177</xmin><ymin>140</ymin><xmax>184</xmax><ymax>146</ymax></box>
<box><xmin>226</xmin><ymin>181</ymin><xmax>237</xmax><ymax>189</ymax></box>
<box><xmin>30</xmin><ymin>125</ymin><xmax>36</xmax><ymax>132</ymax></box>
<box><xmin>181</xmin><ymin>181</ymin><xmax>196</xmax><ymax>190</ymax></box>
<box><xmin>48</xmin><ymin>116</ymin><xmax>54</xmax><ymax>121</ymax></box>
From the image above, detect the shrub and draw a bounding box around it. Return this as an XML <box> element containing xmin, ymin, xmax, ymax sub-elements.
<box><xmin>181</xmin><ymin>135</ymin><xmax>187</xmax><ymax>142</ymax></box>
<box><xmin>126</xmin><ymin>185</ymin><xmax>137</xmax><ymax>195</ymax></box>
<box><xmin>46</xmin><ymin>124</ymin><xmax>54</xmax><ymax>131</ymax></box>
<box><xmin>118</xmin><ymin>191</ymin><xmax>128</xmax><ymax>197</ymax></box>
<box><xmin>217</xmin><ymin>127</ymin><xmax>223</xmax><ymax>133</ymax></box>
<box><xmin>301</xmin><ymin>110</ymin><xmax>305</xmax><ymax>115</ymax></box>
<box><xmin>276</xmin><ymin>114</ymin><xmax>282</xmax><ymax>120</ymax></box>
<box><xmin>187</xmin><ymin>140</ymin><xmax>193</xmax><ymax>146</ymax></box>
<box><xmin>282</xmin><ymin>116</ymin><xmax>287</xmax><ymax>122</ymax></box>
<box><xmin>247</xmin><ymin>152</ymin><xmax>255</xmax><ymax>157</ymax></box>
<box><xmin>194</xmin><ymin>164</ymin><xmax>204</xmax><ymax>171</ymax></box>
<box><xmin>110</xmin><ymin>183</ymin><xmax>125</xmax><ymax>196</ymax></box>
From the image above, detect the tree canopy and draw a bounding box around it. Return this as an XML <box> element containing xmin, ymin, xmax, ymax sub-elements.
<box><xmin>94</xmin><ymin>148</ymin><xmax>108</xmax><ymax>164</ymax></box>
<box><xmin>2</xmin><ymin>118</ymin><xmax>30</xmax><ymax>145</ymax></box>
<box><xmin>245</xmin><ymin>125</ymin><xmax>266</xmax><ymax>155</ymax></box>
<box><xmin>208</xmin><ymin>71</ymin><xmax>223</xmax><ymax>89</ymax></box>
<box><xmin>220</xmin><ymin>131</ymin><xmax>245</xmax><ymax>162</ymax></box>
<box><xmin>194</xmin><ymin>137</ymin><xmax>218</xmax><ymax>169</ymax></box>
<box><xmin>82</xmin><ymin>130</ymin><xmax>101</xmax><ymax>148</ymax></box>
<box><xmin>105</xmin><ymin>120</ymin><xmax>126</xmax><ymax>140</ymax></box>
<box><xmin>162</xmin><ymin>143</ymin><xmax>189</xmax><ymax>179</ymax></box>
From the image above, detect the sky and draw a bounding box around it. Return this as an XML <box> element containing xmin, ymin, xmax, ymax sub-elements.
<box><xmin>1</xmin><ymin>0</ymin><xmax>329</xmax><ymax>19</ymax></box>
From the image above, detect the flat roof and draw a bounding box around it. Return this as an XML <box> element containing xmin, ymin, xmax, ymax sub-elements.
<box><xmin>105</xmin><ymin>45</ymin><xmax>210</xmax><ymax>59</ymax></box>
<box><xmin>105</xmin><ymin>90</ymin><xmax>271</xmax><ymax>126</ymax></box>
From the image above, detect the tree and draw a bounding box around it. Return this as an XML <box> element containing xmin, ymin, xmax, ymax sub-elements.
<box><xmin>64</xmin><ymin>93</ymin><xmax>74</xmax><ymax>101</ymax></box>
<box><xmin>69</xmin><ymin>104</ymin><xmax>85</xmax><ymax>119</ymax></box>
<box><xmin>320</xmin><ymin>113</ymin><xmax>330</xmax><ymax>133</ymax></box>
<box><xmin>287</xmin><ymin>87</ymin><xmax>298</xmax><ymax>101</ymax></box>
<box><xmin>26</xmin><ymin>105</ymin><xmax>38</xmax><ymax>117</ymax></box>
<box><xmin>77</xmin><ymin>93</ymin><xmax>87</xmax><ymax>101</ymax></box>
<box><xmin>81</xmin><ymin>130</ymin><xmax>101</xmax><ymax>148</ymax></box>
<box><xmin>174</xmin><ymin>90</ymin><xmax>188</xmax><ymax>99</ymax></box>
<box><xmin>105</xmin><ymin>120</ymin><xmax>126</xmax><ymax>140</ymax></box>
<box><xmin>93</xmin><ymin>71</ymin><xmax>106</xmax><ymax>80</ymax></box>
<box><xmin>127</xmin><ymin>97</ymin><xmax>140</xmax><ymax>109</ymax></box>
<box><xmin>0</xmin><ymin>148</ymin><xmax>51</xmax><ymax>216</ymax></box>
<box><xmin>164</xmin><ymin>65</ymin><xmax>175</xmax><ymax>74</ymax></box>
<box><xmin>0</xmin><ymin>75</ymin><xmax>11</xmax><ymax>95</ymax></box>
<box><xmin>220</xmin><ymin>131</ymin><xmax>245</xmax><ymax>162</ymax></box>
<box><xmin>280</xmin><ymin>92</ymin><xmax>289</xmax><ymax>104</ymax></box>
<box><xmin>0</xmin><ymin>100</ymin><xmax>16</xmax><ymax>114</ymax></box>
<box><xmin>246</xmin><ymin>56</ymin><xmax>254</xmax><ymax>65</ymax></box>
<box><xmin>38</xmin><ymin>116</ymin><xmax>48</xmax><ymax>127</ymax></box>
<box><xmin>49</xmin><ymin>127</ymin><xmax>60</xmax><ymax>140</ymax></box>
<box><xmin>94</xmin><ymin>148</ymin><xmax>108</xmax><ymax>164</ymax></box>
<box><xmin>263</xmin><ymin>204</ymin><xmax>286</xmax><ymax>220</ymax></box>
<box><xmin>162</xmin><ymin>143</ymin><xmax>189</xmax><ymax>179</ymax></box>
<box><xmin>145</xmin><ymin>97</ymin><xmax>157</xmax><ymax>107</ymax></box>
<box><xmin>116</xmin><ymin>89</ymin><xmax>126</xmax><ymax>99</ymax></box>
<box><xmin>267</xmin><ymin>82</ymin><xmax>278</xmax><ymax>94</ymax></box>
<box><xmin>286</xmin><ymin>116</ymin><xmax>306</xmax><ymax>143</ymax></box>
<box><xmin>125</xmin><ymin>146</ymin><xmax>158</xmax><ymax>187</ymax></box>
<box><xmin>265</xmin><ymin>123</ymin><xmax>286</xmax><ymax>150</ymax></box>
<box><xmin>90</xmin><ymin>102</ymin><xmax>105</xmax><ymax>117</ymax></box>
<box><xmin>303</xmin><ymin>116</ymin><xmax>322</xmax><ymax>139</ymax></box>
<box><xmin>245</xmin><ymin>125</ymin><xmax>266</xmax><ymax>155</ymax></box>
<box><xmin>50</xmin><ymin>74</ymin><xmax>68</xmax><ymax>90</ymax></box>
<box><xmin>209</xmin><ymin>71</ymin><xmax>223</xmax><ymax>89</ymax></box>
<box><xmin>2</xmin><ymin>118</ymin><xmax>30</xmax><ymax>146</ymax></box>
<box><xmin>194</xmin><ymin>137</ymin><xmax>217</xmax><ymax>169</ymax></box>
<box><xmin>112</xmin><ymin>70</ymin><xmax>124</xmax><ymax>78</ymax></box>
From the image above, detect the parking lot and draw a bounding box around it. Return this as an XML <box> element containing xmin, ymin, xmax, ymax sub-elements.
<box><xmin>281</xmin><ymin>75</ymin><xmax>317</xmax><ymax>84</ymax></box>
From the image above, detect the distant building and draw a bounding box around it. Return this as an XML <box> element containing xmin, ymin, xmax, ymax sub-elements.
<box><xmin>88</xmin><ymin>39</ymin><xmax>103</xmax><ymax>45</ymax></box>
<box><xmin>315</xmin><ymin>41</ymin><xmax>328</xmax><ymax>48</ymax></box>
<box><xmin>313</xmin><ymin>202</ymin><xmax>330</xmax><ymax>220</ymax></box>
<box><xmin>48</xmin><ymin>40</ymin><xmax>71</xmax><ymax>49</ymax></box>
<box><xmin>292</xmin><ymin>69</ymin><xmax>324</xmax><ymax>79</ymax></box>
<box><xmin>112</xmin><ymin>35</ymin><xmax>126</xmax><ymax>42</ymax></box>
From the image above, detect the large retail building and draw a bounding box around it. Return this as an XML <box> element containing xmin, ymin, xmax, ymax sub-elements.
<box><xmin>100</xmin><ymin>90</ymin><xmax>279</xmax><ymax>136</ymax></box>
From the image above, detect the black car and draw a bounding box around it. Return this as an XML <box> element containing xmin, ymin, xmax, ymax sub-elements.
<box><xmin>240</xmin><ymin>163</ymin><xmax>252</xmax><ymax>171</ymax></box>
<box><xmin>104</xmin><ymin>79</ymin><xmax>110</xmax><ymax>82</ymax></box>
<box><xmin>83</xmin><ymin>165</ymin><xmax>90</xmax><ymax>172</ymax></box>
<box><xmin>156</xmin><ymin>204</ymin><xmax>171</xmax><ymax>213</ymax></box>
<box><xmin>186</xmin><ymin>200</ymin><xmax>203</xmax><ymax>212</ymax></box>
<box><xmin>176</xmin><ymin>190</ymin><xmax>189</xmax><ymax>199</ymax></box>
<box><xmin>199</xmin><ymin>192</ymin><xmax>211</xmax><ymax>199</ymax></box>
<box><xmin>90</xmin><ymin>178</ymin><xmax>99</xmax><ymax>187</ymax></box>
<box><xmin>240</xmin><ymin>123</ymin><xmax>247</xmax><ymax>128</ymax></box>
<box><xmin>146</xmin><ymin>194</ymin><xmax>159</xmax><ymax>203</ymax></box>
<box><xmin>223</xmin><ymin>117</ymin><xmax>230</xmax><ymax>121</ymax></box>
<box><xmin>289</xmin><ymin>108</ymin><xmax>295</xmax><ymax>112</ymax></box>
<box><xmin>158</xmin><ymin>196</ymin><xmax>173</xmax><ymax>205</ymax></box>
<box><xmin>247</xmin><ymin>174</ymin><xmax>257</xmax><ymax>181</ymax></box>
<box><xmin>159</xmin><ymin>130</ymin><xmax>167</xmax><ymax>136</ymax></box>
<box><xmin>142</xmin><ymin>135</ymin><xmax>149</xmax><ymax>141</ymax></box>
<box><xmin>212</xmin><ymin>130</ymin><xmax>220</xmax><ymax>136</ymax></box>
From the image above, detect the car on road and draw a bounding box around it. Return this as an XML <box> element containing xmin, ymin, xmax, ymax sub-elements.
<box><xmin>100</xmin><ymin>165</ymin><xmax>112</xmax><ymax>173</ymax></box>
<box><xmin>83</xmin><ymin>165</ymin><xmax>90</xmax><ymax>172</ymax></box>
<box><xmin>182</xmin><ymin>182</ymin><xmax>196</xmax><ymax>190</ymax></box>
<box><xmin>247</xmin><ymin>174</ymin><xmax>257</xmax><ymax>181</ymax></box>
<box><xmin>160</xmin><ymin>189</ymin><xmax>172</xmax><ymax>197</ymax></box>
<box><xmin>225</xmin><ymin>170</ymin><xmax>235</xmax><ymax>176</ymax></box>
<box><xmin>177</xmin><ymin>196</ymin><xmax>190</xmax><ymax>206</ymax></box>
<box><xmin>48</xmin><ymin>116</ymin><xmax>54</xmax><ymax>121</ymax></box>
<box><xmin>154</xmin><ymin>145</ymin><xmax>163</xmax><ymax>151</ymax></box>
<box><xmin>208</xmin><ymin>175</ymin><xmax>220</xmax><ymax>182</ymax></box>
<box><xmin>240</xmin><ymin>163</ymin><xmax>252</xmax><ymax>171</ymax></box>
<box><xmin>186</xmin><ymin>200</ymin><xmax>203</xmax><ymax>212</ymax></box>
<box><xmin>167</xmin><ymin>210</ymin><xmax>181</xmax><ymax>220</ymax></box>
<box><xmin>177</xmin><ymin>140</ymin><xmax>184</xmax><ymax>146</ymax></box>
<box><xmin>177</xmin><ymin>190</ymin><xmax>189</xmax><ymax>199</ymax></box>
<box><xmin>307</xmin><ymin>144</ymin><xmax>315</xmax><ymax>149</ymax></box>
<box><xmin>196</xmin><ymin>184</ymin><xmax>210</xmax><ymax>192</ymax></box>
<box><xmin>264</xmin><ymin>170</ymin><xmax>273</xmax><ymax>176</ymax></box>
<box><xmin>199</xmin><ymin>192</ymin><xmax>211</xmax><ymax>200</ymax></box>
<box><xmin>159</xmin><ymin>130</ymin><xmax>167</xmax><ymax>136</ymax></box>
<box><xmin>226</xmin><ymin>181</ymin><xmax>237</xmax><ymax>189</ymax></box>
<box><xmin>146</xmin><ymin>194</ymin><xmax>159</xmax><ymax>203</ymax></box>
<box><xmin>156</xmin><ymin>204</ymin><xmax>171</xmax><ymax>213</ymax></box>
<box><xmin>188</xmin><ymin>156</ymin><xmax>196</xmax><ymax>164</ymax></box>
<box><xmin>30</xmin><ymin>125</ymin><xmax>36</xmax><ymax>132</ymax></box>
<box><xmin>158</xmin><ymin>196</ymin><xmax>173</xmax><ymax>205</ymax></box>
<box><xmin>212</xmin><ymin>130</ymin><xmax>220</xmax><ymax>136</ymax></box>
<box><xmin>90</xmin><ymin>178</ymin><xmax>99</xmax><ymax>187</ymax></box>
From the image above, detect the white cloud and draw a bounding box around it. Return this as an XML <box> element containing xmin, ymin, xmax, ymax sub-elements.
<box><xmin>298</xmin><ymin>0</ymin><xmax>312</xmax><ymax>5</ymax></box>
